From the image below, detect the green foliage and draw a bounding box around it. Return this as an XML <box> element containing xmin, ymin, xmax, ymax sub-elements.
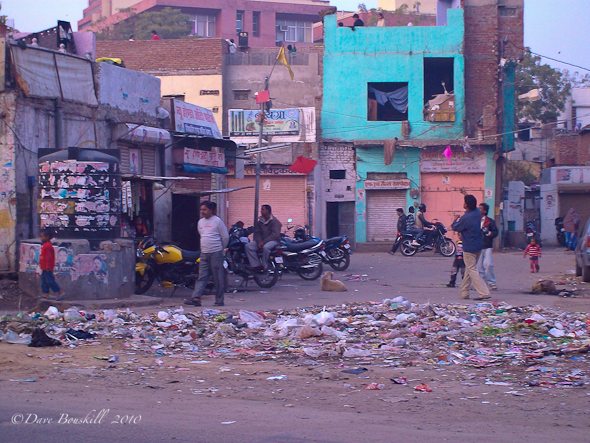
<box><xmin>97</xmin><ymin>7</ymin><xmax>191</xmax><ymax>41</ymax></box>
<box><xmin>516</xmin><ymin>49</ymin><xmax>571</xmax><ymax>123</ymax></box>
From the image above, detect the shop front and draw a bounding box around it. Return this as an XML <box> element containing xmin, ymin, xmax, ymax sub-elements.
<box><xmin>117</xmin><ymin>124</ymin><xmax>171</xmax><ymax>239</ymax></box>
<box><xmin>420</xmin><ymin>147</ymin><xmax>495</xmax><ymax>227</ymax></box>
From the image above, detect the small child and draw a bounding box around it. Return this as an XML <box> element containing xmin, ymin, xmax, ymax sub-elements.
<box><xmin>447</xmin><ymin>240</ymin><xmax>465</xmax><ymax>287</ymax></box>
<box><xmin>523</xmin><ymin>238</ymin><xmax>542</xmax><ymax>273</ymax></box>
<box><xmin>39</xmin><ymin>229</ymin><xmax>63</xmax><ymax>299</ymax></box>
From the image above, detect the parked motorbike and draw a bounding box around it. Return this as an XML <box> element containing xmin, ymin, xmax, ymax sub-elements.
<box><xmin>288</xmin><ymin>222</ymin><xmax>352</xmax><ymax>271</ymax></box>
<box><xmin>276</xmin><ymin>236</ymin><xmax>325</xmax><ymax>280</ymax></box>
<box><xmin>396</xmin><ymin>222</ymin><xmax>456</xmax><ymax>257</ymax></box>
<box><xmin>135</xmin><ymin>238</ymin><xmax>200</xmax><ymax>294</ymax></box>
<box><xmin>555</xmin><ymin>217</ymin><xmax>565</xmax><ymax>246</ymax></box>
<box><xmin>225</xmin><ymin>224</ymin><xmax>279</xmax><ymax>289</ymax></box>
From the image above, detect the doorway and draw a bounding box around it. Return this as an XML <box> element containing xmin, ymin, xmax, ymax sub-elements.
<box><xmin>172</xmin><ymin>194</ymin><xmax>200</xmax><ymax>250</ymax></box>
<box><xmin>326</xmin><ymin>202</ymin><xmax>355</xmax><ymax>244</ymax></box>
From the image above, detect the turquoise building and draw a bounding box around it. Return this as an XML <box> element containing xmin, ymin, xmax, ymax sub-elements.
<box><xmin>320</xmin><ymin>9</ymin><xmax>497</xmax><ymax>244</ymax></box>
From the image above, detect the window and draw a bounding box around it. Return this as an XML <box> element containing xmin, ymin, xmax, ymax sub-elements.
<box><xmin>162</xmin><ymin>94</ymin><xmax>185</xmax><ymax>101</ymax></box>
<box><xmin>253</xmin><ymin>11</ymin><xmax>261</xmax><ymax>37</ymax></box>
<box><xmin>367</xmin><ymin>82</ymin><xmax>409</xmax><ymax>122</ymax></box>
<box><xmin>275</xmin><ymin>17</ymin><xmax>312</xmax><ymax>43</ymax></box>
<box><xmin>236</xmin><ymin>10</ymin><xmax>244</xmax><ymax>33</ymax></box>
<box><xmin>499</xmin><ymin>6</ymin><xmax>517</xmax><ymax>16</ymax></box>
<box><xmin>329</xmin><ymin>170</ymin><xmax>346</xmax><ymax>180</ymax></box>
<box><xmin>423</xmin><ymin>58</ymin><xmax>455</xmax><ymax>122</ymax></box>
<box><xmin>193</xmin><ymin>14</ymin><xmax>216</xmax><ymax>37</ymax></box>
<box><xmin>233</xmin><ymin>90</ymin><xmax>250</xmax><ymax>101</ymax></box>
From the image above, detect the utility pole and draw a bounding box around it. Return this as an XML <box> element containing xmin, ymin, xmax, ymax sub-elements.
<box><xmin>253</xmin><ymin>76</ymin><xmax>270</xmax><ymax>223</ymax></box>
<box><xmin>253</xmin><ymin>102</ymin><xmax>265</xmax><ymax>223</ymax></box>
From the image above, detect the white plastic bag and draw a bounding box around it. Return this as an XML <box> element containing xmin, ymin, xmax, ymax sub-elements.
<box><xmin>239</xmin><ymin>310</ymin><xmax>265</xmax><ymax>329</ymax></box>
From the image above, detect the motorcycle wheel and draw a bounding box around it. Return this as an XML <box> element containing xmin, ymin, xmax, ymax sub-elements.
<box><xmin>135</xmin><ymin>267</ymin><xmax>155</xmax><ymax>294</ymax></box>
<box><xmin>439</xmin><ymin>238</ymin><xmax>456</xmax><ymax>257</ymax></box>
<box><xmin>297</xmin><ymin>254</ymin><xmax>324</xmax><ymax>280</ymax></box>
<box><xmin>400</xmin><ymin>239</ymin><xmax>417</xmax><ymax>256</ymax></box>
<box><xmin>327</xmin><ymin>248</ymin><xmax>351</xmax><ymax>271</ymax></box>
<box><xmin>253</xmin><ymin>262</ymin><xmax>280</xmax><ymax>289</ymax></box>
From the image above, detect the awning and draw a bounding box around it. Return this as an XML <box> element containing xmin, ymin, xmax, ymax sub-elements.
<box><xmin>172</xmin><ymin>186</ymin><xmax>253</xmax><ymax>196</ymax></box>
<box><xmin>121</xmin><ymin>174</ymin><xmax>204</xmax><ymax>181</ymax></box>
<box><xmin>557</xmin><ymin>183</ymin><xmax>590</xmax><ymax>193</ymax></box>
<box><xmin>182</xmin><ymin>164</ymin><xmax>228</xmax><ymax>175</ymax></box>
<box><xmin>122</xmin><ymin>124</ymin><xmax>171</xmax><ymax>145</ymax></box>
<box><xmin>171</xmin><ymin>133</ymin><xmax>237</xmax><ymax>151</ymax></box>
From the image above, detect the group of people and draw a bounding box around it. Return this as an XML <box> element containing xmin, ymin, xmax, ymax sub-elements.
<box><xmin>389</xmin><ymin>203</ymin><xmax>436</xmax><ymax>253</ymax></box>
<box><xmin>184</xmin><ymin>202</ymin><xmax>282</xmax><ymax>307</ymax></box>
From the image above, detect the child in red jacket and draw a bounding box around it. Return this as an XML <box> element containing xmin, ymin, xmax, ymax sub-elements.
<box><xmin>523</xmin><ymin>238</ymin><xmax>542</xmax><ymax>273</ymax></box>
<box><xmin>39</xmin><ymin>229</ymin><xmax>63</xmax><ymax>299</ymax></box>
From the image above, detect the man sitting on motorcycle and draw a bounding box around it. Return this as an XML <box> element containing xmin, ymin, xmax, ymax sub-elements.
<box><xmin>246</xmin><ymin>204</ymin><xmax>282</xmax><ymax>271</ymax></box>
<box><xmin>411</xmin><ymin>203</ymin><xmax>435</xmax><ymax>248</ymax></box>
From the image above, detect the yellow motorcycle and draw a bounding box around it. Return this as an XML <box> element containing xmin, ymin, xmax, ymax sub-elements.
<box><xmin>135</xmin><ymin>238</ymin><xmax>200</xmax><ymax>294</ymax></box>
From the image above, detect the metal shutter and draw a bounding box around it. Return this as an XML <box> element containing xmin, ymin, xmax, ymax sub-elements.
<box><xmin>227</xmin><ymin>176</ymin><xmax>307</xmax><ymax>228</ymax></box>
<box><xmin>559</xmin><ymin>193</ymin><xmax>590</xmax><ymax>226</ymax></box>
<box><xmin>142</xmin><ymin>147</ymin><xmax>157</xmax><ymax>176</ymax></box>
<box><xmin>366</xmin><ymin>190</ymin><xmax>406</xmax><ymax>241</ymax></box>
<box><xmin>120</xmin><ymin>145</ymin><xmax>130</xmax><ymax>174</ymax></box>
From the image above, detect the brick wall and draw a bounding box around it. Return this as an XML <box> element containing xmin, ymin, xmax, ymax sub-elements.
<box><xmin>553</xmin><ymin>132</ymin><xmax>590</xmax><ymax>166</ymax></box>
<box><xmin>463</xmin><ymin>0</ymin><xmax>524</xmax><ymax>139</ymax></box>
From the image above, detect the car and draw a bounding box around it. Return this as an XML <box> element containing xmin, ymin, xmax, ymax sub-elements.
<box><xmin>575</xmin><ymin>217</ymin><xmax>590</xmax><ymax>282</ymax></box>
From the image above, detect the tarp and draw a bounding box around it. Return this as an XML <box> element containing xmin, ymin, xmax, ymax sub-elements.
<box><xmin>11</xmin><ymin>44</ymin><xmax>97</xmax><ymax>105</ymax></box>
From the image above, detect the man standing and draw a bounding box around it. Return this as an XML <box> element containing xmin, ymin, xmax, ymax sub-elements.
<box><xmin>451</xmin><ymin>195</ymin><xmax>490</xmax><ymax>300</ymax></box>
<box><xmin>477</xmin><ymin>203</ymin><xmax>498</xmax><ymax>290</ymax></box>
<box><xmin>246</xmin><ymin>205</ymin><xmax>282</xmax><ymax>271</ymax></box>
<box><xmin>185</xmin><ymin>201</ymin><xmax>229</xmax><ymax>307</ymax></box>
<box><xmin>389</xmin><ymin>208</ymin><xmax>407</xmax><ymax>255</ymax></box>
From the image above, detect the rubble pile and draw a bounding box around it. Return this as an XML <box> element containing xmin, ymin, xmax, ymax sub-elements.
<box><xmin>1</xmin><ymin>297</ymin><xmax>589</xmax><ymax>388</ymax></box>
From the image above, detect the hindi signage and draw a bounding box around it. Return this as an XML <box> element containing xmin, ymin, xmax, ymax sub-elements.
<box><xmin>364</xmin><ymin>179</ymin><xmax>411</xmax><ymax>190</ymax></box>
<box><xmin>172</xmin><ymin>99</ymin><xmax>222</xmax><ymax>138</ymax></box>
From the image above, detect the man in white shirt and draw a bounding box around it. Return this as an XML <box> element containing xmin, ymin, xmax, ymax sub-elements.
<box><xmin>185</xmin><ymin>201</ymin><xmax>229</xmax><ymax>307</ymax></box>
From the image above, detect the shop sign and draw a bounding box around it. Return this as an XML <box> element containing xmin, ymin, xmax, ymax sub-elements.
<box><xmin>172</xmin><ymin>99</ymin><xmax>222</xmax><ymax>138</ymax></box>
<box><xmin>184</xmin><ymin>148</ymin><xmax>225</xmax><ymax>167</ymax></box>
<box><xmin>229</xmin><ymin>108</ymin><xmax>300</xmax><ymax>137</ymax></box>
<box><xmin>364</xmin><ymin>179</ymin><xmax>410</xmax><ymax>190</ymax></box>
<box><xmin>421</xmin><ymin>150</ymin><xmax>486</xmax><ymax>173</ymax></box>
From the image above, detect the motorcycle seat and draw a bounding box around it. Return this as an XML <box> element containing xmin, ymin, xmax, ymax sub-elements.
<box><xmin>281</xmin><ymin>239</ymin><xmax>320</xmax><ymax>253</ymax></box>
<box><xmin>324</xmin><ymin>237</ymin><xmax>343</xmax><ymax>246</ymax></box>
<box><xmin>181</xmin><ymin>249</ymin><xmax>200</xmax><ymax>262</ymax></box>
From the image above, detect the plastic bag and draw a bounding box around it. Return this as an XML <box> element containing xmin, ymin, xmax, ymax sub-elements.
<box><xmin>343</xmin><ymin>347</ymin><xmax>372</xmax><ymax>358</ymax></box>
<box><xmin>64</xmin><ymin>308</ymin><xmax>83</xmax><ymax>322</ymax></box>
<box><xmin>157</xmin><ymin>311</ymin><xmax>170</xmax><ymax>321</ymax></box>
<box><xmin>239</xmin><ymin>310</ymin><xmax>265</xmax><ymax>329</ymax></box>
<box><xmin>314</xmin><ymin>308</ymin><xmax>335</xmax><ymax>326</ymax></box>
<box><xmin>320</xmin><ymin>326</ymin><xmax>347</xmax><ymax>340</ymax></box>
<box><xmin>44</xmin><ymin>306</ymin><xmax>61</xmax><ymax>320</ymax></box>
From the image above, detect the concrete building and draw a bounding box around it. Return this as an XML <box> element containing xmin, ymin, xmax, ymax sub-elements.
<box><xmin>320</xmin><ymin>0</ymin><xmax>523</xmax><ymax>245</ymax></box>
<box><xmin>0</xmin><ymin>36</ymin><xmax>170</xmax><ymax>299</ymax></box>
<box><xmin>80</xmin><ymin>0</ymin><xmax>331</xmax><ymax>48</ymax></box>
<box><xmin>378</xmin><ymin>0</ymin><xmax>437</xmax><ymax>14</ymax></box>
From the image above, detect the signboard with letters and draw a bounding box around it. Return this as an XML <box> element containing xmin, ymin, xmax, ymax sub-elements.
<box><xmin>184</xmin><ymin>148</ymin><xmax>225</xmax><ymax>168</ymax></box>
<box><xmin>172</xmin><ymin>99</ymin><xmax>222</xmax><ymax>139</ymax></box>
<box><xmin>364</xmin><ymin>179</ymin><xmax>411</xmax><ymax>190</ymax></box>
<box><xmin>420</xmin><ymin>149</ymin><xmax>486</xmax><ymax>173</ymax></box>
<box><xmin>229</xmin><ymin>108</ymin><xmax>300</xmax><ymax>137</ymax></box>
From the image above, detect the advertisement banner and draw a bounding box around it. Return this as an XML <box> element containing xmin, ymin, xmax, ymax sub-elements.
<box><xmin>229</xmin><ymin>108</ymin><xmax>301</xmax><ymax>137</ymax></box>
<box><xmin>172</xmin><ymin>99</ymin><xmax>222</xmax><ymax>139</ymax></box>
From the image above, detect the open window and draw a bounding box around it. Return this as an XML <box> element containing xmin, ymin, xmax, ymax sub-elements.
<box><xmin>367</xmin><ymin>82</ymin><xmax>408</xmax><ymax>122</ymax></box>
<box><xmin>423</xmin><ymin>58</ymin><xmax>455</xmax><ymax>122</ymax></box>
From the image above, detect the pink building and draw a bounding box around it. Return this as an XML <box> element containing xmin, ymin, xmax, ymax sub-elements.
<box><xmin>79</xmin><ymin>0</ymin><xmax>331</xmax><ymax>48</ymax></box>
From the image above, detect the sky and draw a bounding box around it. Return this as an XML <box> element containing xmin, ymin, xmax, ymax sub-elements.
<box><xmin>2</xmin><ymin>0</ymin><xmax>589</xmax><ymax>74</ymax></box>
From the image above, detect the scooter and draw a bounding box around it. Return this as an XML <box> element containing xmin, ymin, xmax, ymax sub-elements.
<box><xmin>135</xmin><ymin>238</ymin><xmax>200</xmax><ymax>294</ymax></box>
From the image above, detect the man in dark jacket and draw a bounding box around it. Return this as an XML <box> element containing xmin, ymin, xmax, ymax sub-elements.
<box><xmin>396</xmin><ymin>207</ymin><xmax>407</xmax><ymax>234</ymax></box>
<box><xmin>246</xmin><ymin>204</ymin><xmax>282</xmax><ymax>270</ymax></box>
<box><xmin>451</xmin><ymin>195</ymin><xmax>490</xmax><ymax>300</ymax></box>
<box><xmin>477</xmin><ymin>203</ymin><xmax>498</xmax><ymax>290</ymax></box>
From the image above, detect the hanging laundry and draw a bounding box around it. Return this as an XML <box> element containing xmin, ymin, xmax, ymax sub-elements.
<box><xmin>368</xmin><ymin>86</ymin><xmax>408</xmax><ymax>113</ymax></box>
<box><xmin>383</xmin><ymin>139</ymin><xmax>396</xmax><ymax>165</ymax></box>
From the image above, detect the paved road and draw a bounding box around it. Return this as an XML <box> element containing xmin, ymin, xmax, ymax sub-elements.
<box><xmin>149</xmin><ymin>247</ymin><xmax>589</xmax><ymax>314</ymax></box>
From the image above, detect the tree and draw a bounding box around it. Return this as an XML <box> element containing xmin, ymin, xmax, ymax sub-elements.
<box><xmin>97</xmin><ymin>7</ymin><xmax>191</xmax><ymax>40</ymax></box>
<box><xmin>357</xmin><ymin>4</ymin><xmax>368</xmax><ymax>13</ymax></box>
<box><xmin>563</xmin><ymin>69</ymin><xmax>590</xmax><ymax>88</ymax></box>
<box><xmin>516</xmin><ymin>49</ymin><xmax>571</xmax><ymax>123</ymax></box>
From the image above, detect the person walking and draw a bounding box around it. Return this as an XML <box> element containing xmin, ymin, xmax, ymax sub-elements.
<box><xmin>185</xmin><ymin>201</ymin><xmax>229</xmax><ymax>307</ymax></box>
<box><xmin>246</xmin><ymin>205</ymin><xmax>282</xmax><ymax>271</ymax></box>
<box><xmin>446</xmin><ymin>240</ymin><xmax>465</xmax><ymax>288</ymax></box>
<box><xmin>563</xmin><ymin>208</ymin><xmax>580</xmax><ymax>251</ymax></box>
<box><xmin>477</xmin><ymin>203</ymin><xmax>498</xmax><ymax>290</ymax></box>
<box><xmin>389</xmin><ymin>208</ymin><xmax>407</xmax><ymax>255</ymax></box>
<box><xmin>451</xmin><ymin>195</ymin><xmax>491</xmax><ymax>300</ymax></box>
<box><xmin>523</xmin><ymin>238</ymin><xmax>542</xmax><ymax>273</ymax></box>
<box><xmin>39</xmin><ymin>229</ymin><xmax>64</xmax><ymax>300</ymax></box>
<box><xmin>151</xmin><ymin>30</ymin><xmax>161</xmax><ymax>40</ymax></box>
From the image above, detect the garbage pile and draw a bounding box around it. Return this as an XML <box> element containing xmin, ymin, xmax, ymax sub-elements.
<box><xmin>1</xmin><ymin>297</ymin><xmax>588</xmax><ymax>387</ymax></box>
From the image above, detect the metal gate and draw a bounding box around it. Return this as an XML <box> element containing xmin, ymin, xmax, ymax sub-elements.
<box><xmin>366</xmin><ymin>190</ymin><xmax>406</xmax><ymax>241</ymax></box>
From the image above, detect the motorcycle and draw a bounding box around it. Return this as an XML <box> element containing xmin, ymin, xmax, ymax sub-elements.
<box><xmin>555</xmin><ymin>217</ymin><xmax>565</xmax><ymax>246</ymax></box>
<box><xmin>276</xmin><ymin>236</ymin><xmax>325</xmax><ymax>280</ymax></box>
<box><xmin>288</xmin><ymin>222</ymin><xmax>352</xmax><ymax>272</ymax></box>
<box><xmin>397</xmin><ymin>222</ymin><xmax>456</xmax><ymax>257</ymax></box>
<box><xmin>135</xmin><ymin>238</ymin><xmax>200</xmax><ymax>294</ymax></box>
<box><xmin>225</xmin><ymin>224</ymin><xmax>279</xmax><ymax>289</ymax></box>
